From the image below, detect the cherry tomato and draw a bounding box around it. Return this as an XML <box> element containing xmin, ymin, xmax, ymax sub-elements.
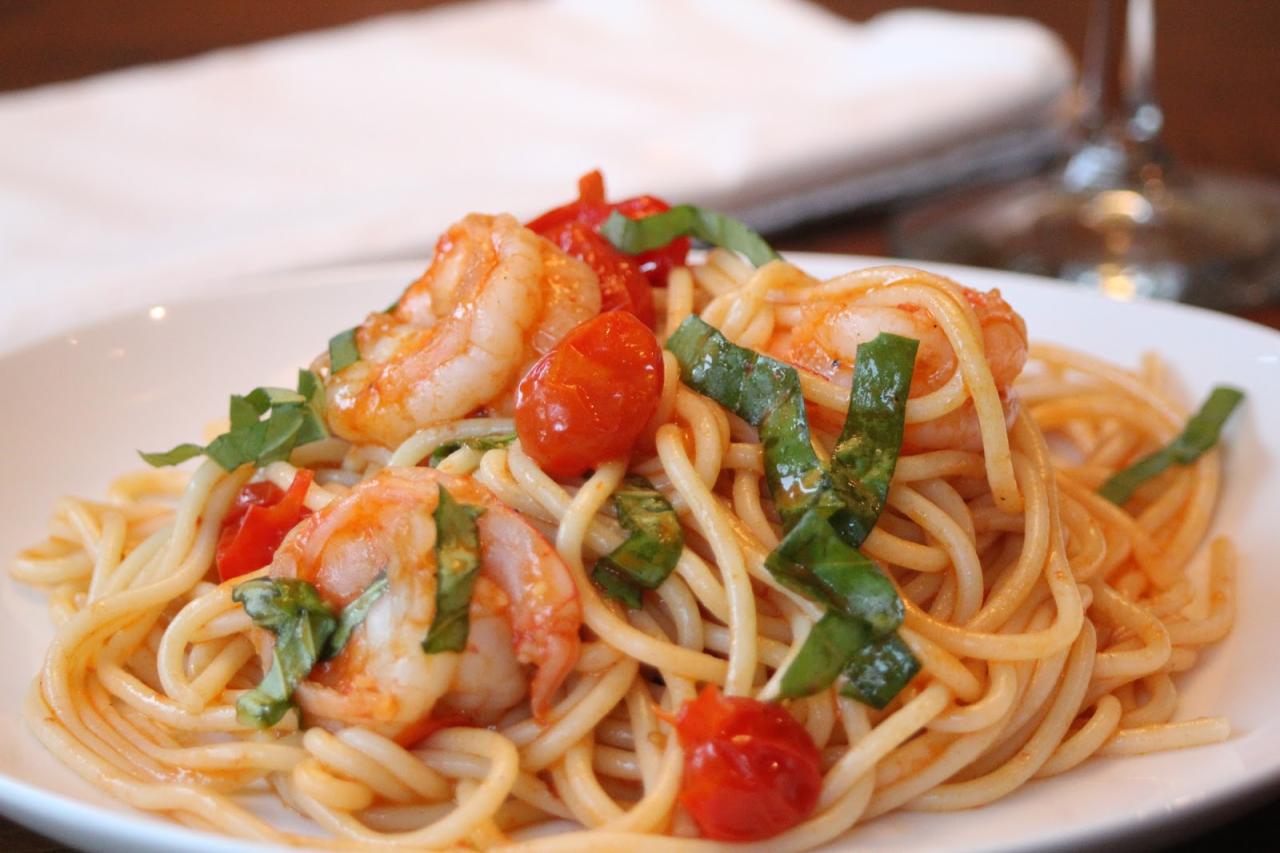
<box><xmin>611</xmin><ymin>193</ymin><xmax>690</xmax><ymax>286</ymax></box>
<box><xmin>515</xmin><ymin>311</ymin><xmax>663</xmax><ymax>478</ymax></box>
<box><xmin>526</xmin><ymin>170</ymin><xmax>690</xmax><ymax>290</ymax></box>
<box><xmin>673</xmin><ymin>685</ymin><xmax>822</xmax><ymax>842</ymax></box>
<box><xmin>538</xmin><ymin>220</ymin><xmax>654</xmax><ymax>325</ymax></box>
<box><xmin>525</xmin><ymin>170</ymin><xmax>608</xmax><ymax>233</ymax></box>
<box><xmin>215</xmin><ymin>469</ymin><xmax>313</xmax><ymax>581</ymax></box>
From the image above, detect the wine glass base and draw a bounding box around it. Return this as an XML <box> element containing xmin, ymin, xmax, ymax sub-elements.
<box><xmin>890</xmin><ymin>172</ymin><xmax>1280</xmax><ymax>313</ymax></box>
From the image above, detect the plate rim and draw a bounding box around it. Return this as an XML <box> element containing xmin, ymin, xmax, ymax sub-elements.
<box><xmin>4</xmin><ymin>252</ymin><xmax>1280</xmax><ymax>361</ymax></box>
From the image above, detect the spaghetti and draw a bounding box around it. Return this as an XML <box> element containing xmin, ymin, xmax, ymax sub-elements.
<box><xmin>12</xmin><ymin>193</ymin><xmax>1239</xmax><ymax>850</ymax></box>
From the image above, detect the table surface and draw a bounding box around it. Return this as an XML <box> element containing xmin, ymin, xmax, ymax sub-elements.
<box><xmin>1</xmin><ymin>1</ymin><xmax>1277</xmax><ymax>850</ymax></box>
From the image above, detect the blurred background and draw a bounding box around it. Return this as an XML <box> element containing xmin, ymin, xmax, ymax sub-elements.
<box><xmin>2</xmin><ymin>0</ymin><xmax>1277</xmax><ymax>184</ymax></box>
<box><xmin>3</xmin><ymin>0</ymin><xmax>1277</xmax><ymax>188</ymax></box>
<box><xmin>1</xmin><ymin>1</ymin><xmax>1278</xmax><ymax>849</ymax></box>
<box><xmin>4</xmin><ymin>0</ymin><xmax>1280</xmax><ymax>350</ymax></box>
<box><xmin>2</xmin><ymin>0</ymin><xmax>1279</xmax><ymax>353</ymax></box>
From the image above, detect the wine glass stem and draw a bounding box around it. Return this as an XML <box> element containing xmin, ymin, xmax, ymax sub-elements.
<box><xmin>1065</xmin><ymin>0</ymin><xmax>1169</xmax><ymax>190</ymax></box>
<box><xmin>1077</xmin><ymin>0</ymin><xmax>1114</xmax><ymax>134</ymax></box>
<box><xmin>1122</xmin><ymin>0</ymin><xmax>1163</xmax><ymax>144</ymax></box>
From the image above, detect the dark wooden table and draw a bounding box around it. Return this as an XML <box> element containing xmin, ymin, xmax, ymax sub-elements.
<box><xmin>2</xmin><ymin>1</ymin><xmax>1276</xmax><ymax>850</ymax></box>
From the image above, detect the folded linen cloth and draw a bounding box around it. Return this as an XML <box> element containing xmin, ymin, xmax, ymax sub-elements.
<box><xmin>0</xmin><ymin>0</ymin><xmax>1072</xmax><ymax>351</ymax></box>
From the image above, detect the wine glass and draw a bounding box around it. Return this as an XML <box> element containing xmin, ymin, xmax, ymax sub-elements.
<box><xmin>890</xmin><ymin>0</ymin><xmax>1280</xmax><ymax>311</ymax></box>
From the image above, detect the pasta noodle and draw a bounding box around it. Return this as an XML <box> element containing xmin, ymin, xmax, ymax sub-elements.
<box><xmin>12</xmin><ymin>242</ymin><xmax>1236</xmax><ymax>850</ymax></box>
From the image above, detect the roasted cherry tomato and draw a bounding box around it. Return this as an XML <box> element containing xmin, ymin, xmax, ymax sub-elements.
<box><xmin>526</xmin><ymin>170</ymin><xmax>690</xmax><ymax>290</ymax></box>
<box><xmin>515</xmin><ymin>311</ymin><xmax>663</xmax><ymax>478</ymax></box>
<box><xmin>673</xmin><ymin>685</ymin><xmax>822</xmax><ymax>842</ymax></box>
<box><xmin>525</xmin><ymin>170</ymin><xmax>609</xmax><ymax>234</ymax></box>
<box><xmin>538</xmin><ymin>220</ymin><xmax>654</xmax><ymax>325</ymax></box>
<box><xmin>215</xmin><ymin>469</ymin><xmax>313</xmax><ymax>581</ymax></box>
<box><xmin>610</xmin><ymin>192</ymin><xmax>690</xmax><ymax>286</ymax></box>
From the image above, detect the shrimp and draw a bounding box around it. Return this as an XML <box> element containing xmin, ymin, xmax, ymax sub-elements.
<box><xmin>323</xmin><ymin>213</ymin><xmax>601</xmax><ymax>448</ymax></box>
<box><xmin>264</xmin><ymin>466</ymin><xmax>582</xmax><ymax>738</ymax></box>
<box><xmin>772</xmin><ymin>286</ymin><xmax>1027</xmax><ymax>452</ymax></box>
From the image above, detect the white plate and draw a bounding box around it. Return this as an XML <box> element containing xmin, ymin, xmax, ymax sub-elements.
<box><xmin>1</xmin><ymin>255</ymin><xmax>1277</xmax><ymax>852</ymax></box>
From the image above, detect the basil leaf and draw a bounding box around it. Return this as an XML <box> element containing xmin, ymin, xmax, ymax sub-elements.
<box><xmin>238</xmin><ymin>614</ymin><xmax>328</xmax><ymax>727</ymax></box>
<box><xmin>766</xmin><ymin>504</ymin><xmax>902</xmax><ymax>635</ymax></box>
<box><xmin>600</xmin><ymin>206</ymin><xmax>780</xmax><ymax>267</ymax></box>
<box><xmin>1100</xmin><ymin>385</ymin><xmax>1245</xmax><ymax>505</ymax></box>
<box><xmin>201</xmin><ymin>434</ymin><xmax>241</xmax><ymax>471</ymax></box>
<box><xmin>257</xmin><ymin>406</ymin><xmax>305</xmax><ymax>466</ymax></box>
<box><xmin>243</xmin><ymin>387</ymin><xmax>273</xmax><ymax>415</ymax></box>
<box><xmin>137</xmin><ymin>443</ymin><xmax>205</xmax><ymax>467</ymax></box>
<box><xmin>296</xmin><ymin>368</ymin><xmax>322</xmax><ymax>404</ymax></box>
<box><xmin>422</xmin><ymin>487</ymin><xmax>485</xmax><ymax>654</ymax></box>
<box><xmin>324</xmin><ymin>572</ymin><xmax>389</xmax><ymax>660</ymax></box>
<box><xmin>428</xmin><ymin>433</ymin><xmax>517</xmax><ymax>467</ymax></box>
<box><xmin>235</xmin><ymin>570</ymin><xmax>393</xmax><ymax>727</ymax></box>
<box><xmin>839</xmin><ymin>632</ymin><xmax>921</xmax><ymax>710</ymax></box>
<box><xmin>669</xmin><ymin>317</ymin><xmax>919</xmax><ymax>707</ymax></box>
<box><xmin>780</xmin><ymin>610</ymin><xmax>868</xmax><ymax>699</ymax></box>
<box><xmin>590</xmin><ymin>477</ymin><xmax>684</xmax><ymax>608</ymax></box>
<box><xmin>230</xmin><ymin>392</ymin><xmax>268</xmax><ymax>430</ymax></box>
<box><xmin>233</xmin><ymin>578</ymin><xmax>337</xmax><ymax>728</ymax></box>
<box><xmin>234</xmin><ymin>575</ymin><xmax>332</xmax><ymax>637</ymax></box>
<box><xmin>591</xmin><ymin>563</ymin><xmax>645</xmax><ymax>610</ymax></box>
<box><xmin>294</xmin><ymin>407</ymin><xmax>329</xmax><ymax>447</ymax></box>
<box><xmin>828</xmin><ymin>333</ymin><xmax>918</xmax><ymax>547</ymax></box>
<box><xmin>263</xmin><ymin>387</ymin><xmax>306</xmax><ymax>406</ymax></box>
<box><xmin>667</xmin><ymin>316</ymin><xmax>828</xmax><ymax>527</ymax></box>
<box><xmin>295</xmin><ymin>369</ymin><xmax>329</xmax><ymax>446</ymax></box>
<box><xmin>140</xmin><ymin>370</ymin><xmax>331</xmax><ymax>471</ymax></box>
<box><xmin>328</xmin><ymin>327</ymin><xmax>360</xmax><ymax>373</ymax></box>
<box><xmin>205</xmin><ymin>421</ymin><xmax>268</xmax><ymax>471</ymax></box>
<box><xmin>667</xmin><ymin>318</ymin><xmax>917</xmax><ymax>544</ymax></box>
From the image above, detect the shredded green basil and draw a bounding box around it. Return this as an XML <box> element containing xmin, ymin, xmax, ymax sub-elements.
<box><xmin>591</xmin><ymin>563</ymin><xmax>644</xmax><ymax>610</ymax></box>
<box><xmin>422</xmin><ymin>487</ymin><xmax>485</xmax><ymax>654</ymax></box>
<box><xmin>324</xmin><ymin>572</ymin><xmax>389</xmax><ymax>661</ymax></box>
<box><xmin>668</xmin><ymin>323</ymin><xmax>917</xmax><ymax>543</ymax></box>
<box><xmin>328</xmin><ymin>327</ymin><xmax>360</xmax><ymax>373</ymax></box>
<box><xmin>765</xmin><ymin>504</ymin><xmax>903</xmax><ymax>635</ymax></box>
<box><xmin>428</xmin><ymin>433</ymin><xmax>517</xmax><ymax>467</ymax></box>
<box><xmin>839</xmin><ymin>632</ymin><xmax>921</xmax><ymax>710</ymax></box>
<box><xmin>1099</xmin><ymin>385</ymin><xmax>1245</xmax><ymax>505</ymax></box>
<box><xmin>667</xmin><ymin>317</ymin><xmax>920</xmax><ymax>707</ymax></box>
<box><xmin>666</xmin><ymin>316</ymin><xmax>828</xmax><ymax>528</ymax></box>
<box><xmin>828</xmin><ymin>333</ymin><xmax>918</xmax><ymax>547</ymax></box>
<box><xmin>140</xmin><ymin>369</ymin><xmax>329</xmax><ymax>471</ymax></box>
<box><xmin>591</xmin><ymin>477</ymin><xmax>684</xmax><ymax>608</ymax></box>
<box><xmin>138</xmin><ymin>443</ymin><xmax>204</xmax><ymax>467</ymax></box>
<box><xmin>780</xmin><ymin>610</ymin><xmax>919</xmax><ymax>706</ymax></box>
<box><xmin>779</xmin><ymin>611</ymin><xmax>868</xmax><ymax>699</ymax></box>
<box><xmin>599</xmin><ymin>205</ymin><xmax>780</xmax><ymax>267</ymax></box>
<box><xmin>233</xmin><ymin>578</ymin><xmax>337</xmax><ymax>728</ymax></box>
<box><xmin>234</xmin><ymin>573</ymin><xmax>397</xmax><ymax>727</ymax></box>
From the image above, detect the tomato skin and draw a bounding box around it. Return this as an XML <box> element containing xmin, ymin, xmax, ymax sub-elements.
<box><xmin>515</xmin><ymin>311</ymin><xmax>663</xmax><ymax>479</ymax></box>
<box><xmin>215</xmin><ymin>470</ymin><xmax>313</xmax><ymax>581</ymax></box>
<box><xmin>611</xmin><ymin>194</ymin><xmax>690</xmax><ymax>286</ymax></box>
<box><xmin>538</xmin><ymin>220</ymin><xmax>655</xmax><ymax>326</ymax></box>
<box><xmin>526</xmin><ymin>170</ymin><xmax>690</xmax><ymax>291</ymax></box>
<box><xmin>674</xmin><ymin>685</ymin><xmax>822</xmax><ymax>842</ymax></box>
<box><xmin>525</xmin><ymin>170</ymin><xmax>607</xmax><ymax>234</ymax></box>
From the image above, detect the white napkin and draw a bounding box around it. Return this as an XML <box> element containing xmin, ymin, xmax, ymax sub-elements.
<box><xmin>0</xmin><ymin>0</ymin><xmax>1072</xmax><ymax>352</ymax></box>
